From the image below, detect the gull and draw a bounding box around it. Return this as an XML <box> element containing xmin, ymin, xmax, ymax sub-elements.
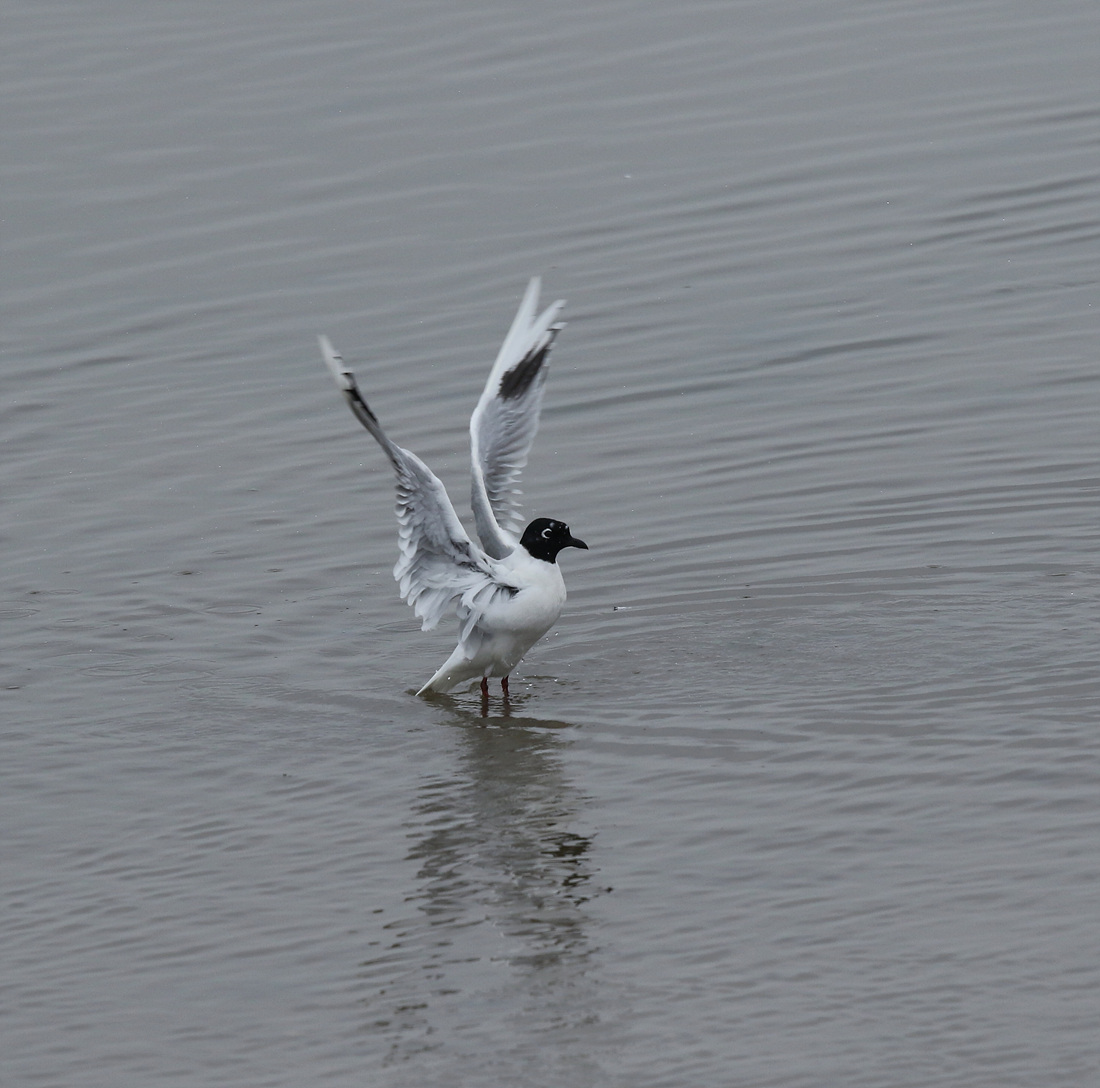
<box><xmin>319</xmin><ymin>278</ymin><xmax>587</xmax><ymax>696</ymax></box>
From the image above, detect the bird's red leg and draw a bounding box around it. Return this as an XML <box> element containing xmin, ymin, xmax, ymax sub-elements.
<box><xmin>480</xmin><ymin>677</ymin><xmax>489</xmax><ymax>698</ymax></box>
<box><xmin>501</xmin><ymin>675</ymin><xmax>510</xmax><ymax>696</ymax></box>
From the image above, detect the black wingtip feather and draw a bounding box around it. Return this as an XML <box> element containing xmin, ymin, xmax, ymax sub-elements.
<box><xmin>498</xmin><ymin>324</ymin><xmax>561</xmax><ymax>400</ymax></box>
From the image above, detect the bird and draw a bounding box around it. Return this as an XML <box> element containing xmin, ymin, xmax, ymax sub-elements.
<box><xmin>319</xmin><ymin>277</ymin><xmax>587</xmax><ymax>697</ymax></box>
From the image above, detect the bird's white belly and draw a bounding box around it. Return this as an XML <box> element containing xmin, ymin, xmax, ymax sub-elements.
<box><xmin>466</xmin><ymin>559</ymin><xmax>566</xmax><ymax>676</ymax></box>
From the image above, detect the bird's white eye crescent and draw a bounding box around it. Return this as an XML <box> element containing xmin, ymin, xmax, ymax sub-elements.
<box><xmin>541</xmin><ymin>527</ymin><xmax>553</xmax><ymax>539</ymax></box>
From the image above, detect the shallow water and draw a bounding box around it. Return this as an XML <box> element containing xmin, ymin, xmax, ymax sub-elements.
<box><xmin>4</xmin><ymin>1</ymin><xmax>1100</xmax><ymax>1085</ymax></box>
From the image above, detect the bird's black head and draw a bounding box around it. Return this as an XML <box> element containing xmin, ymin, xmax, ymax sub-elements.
<box><xmin>520</xmin><ymin>518</ymin><xmax>588</xmax><ymax>564</ymax></box>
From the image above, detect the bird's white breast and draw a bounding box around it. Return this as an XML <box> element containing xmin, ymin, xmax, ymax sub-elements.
<box><xmin>487</xmin><ymin>548</ymin><xmax>567</xmax><ymax>635</ymax></box>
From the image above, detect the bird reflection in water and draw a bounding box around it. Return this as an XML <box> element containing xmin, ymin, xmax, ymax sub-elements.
<box><xmin>358</xmin><ymin>706</ymin><xmax>602</xmax><ymax>1068</ymax></box>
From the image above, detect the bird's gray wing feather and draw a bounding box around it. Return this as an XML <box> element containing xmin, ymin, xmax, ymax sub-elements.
<box><xmin>469</xmin><ymin>278</ymin><xmax>565</xmax><ymax>559</ymax></box>
<box><xmin>320</xmin><ymin>335</ymin><xmax>515</xmax><ymax>635</ymax></box>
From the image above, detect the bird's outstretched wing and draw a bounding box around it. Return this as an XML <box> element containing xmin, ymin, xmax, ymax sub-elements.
<box><xmin>320</xmin><ymin>335</ymin><xmax>517</xmax><ymax>638</ymax></box>
<box><xmin>469</xmin><ymin>278</ymin><xmax>565</xmax><ymax>559</ymax></box>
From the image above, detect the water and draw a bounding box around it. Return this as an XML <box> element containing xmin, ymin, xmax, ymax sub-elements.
<box><xmin>4</xmin><ymin>1</ymin><xmax>1099</xmax><ymax>1085</ymax></box>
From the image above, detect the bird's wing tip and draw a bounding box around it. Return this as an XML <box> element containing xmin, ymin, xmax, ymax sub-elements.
<box><xmin>318</xmin><ymin>334</ymin><xmax>355</xmax><ymax>391</ymax></box>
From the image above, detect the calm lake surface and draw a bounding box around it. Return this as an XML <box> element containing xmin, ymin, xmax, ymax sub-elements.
<box><xmin>4</xmin><ymin>1</ymin><xmax>1099</xmax><ymax>1085</ymax></box>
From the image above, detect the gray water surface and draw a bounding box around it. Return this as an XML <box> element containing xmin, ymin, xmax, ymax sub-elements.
<box><xmin>4</xmin><ymin>1</ymin><xmax>1100</xmax><ymax>1085</ymax></box>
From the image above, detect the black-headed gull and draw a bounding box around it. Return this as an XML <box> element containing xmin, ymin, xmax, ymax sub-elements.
<box><xmin>319</xmin><ymin>278</ymin><xmax>587</xmax><ymax>696</ymax></box>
